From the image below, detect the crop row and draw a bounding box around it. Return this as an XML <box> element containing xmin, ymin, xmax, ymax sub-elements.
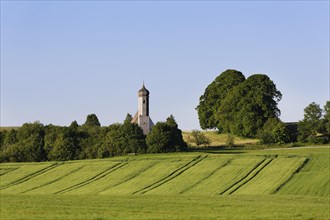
<box><xmin>0</xmin><ymin>154</ymin><xmax>309</xmax><ymax>196</ymax></box>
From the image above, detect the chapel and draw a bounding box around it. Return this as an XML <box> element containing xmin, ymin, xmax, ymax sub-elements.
<box><xmin>131</xmin><ymin>84</ymin><xmax>154</xmax><ymax>134</ymax></box>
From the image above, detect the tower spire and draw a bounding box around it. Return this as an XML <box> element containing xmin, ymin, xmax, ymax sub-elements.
<box><xmin>135</xmin><ymin>83</ymin><xmax>153</xmax><ymax>134</ymax></box>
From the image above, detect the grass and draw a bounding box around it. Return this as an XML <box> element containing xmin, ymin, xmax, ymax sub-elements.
<box><xmin>182</xmin><ymin>131</ymin><xmax>258</xmax><ymax>147</ymax></box>
<box><xmin>233</xmin><ymin>156</ymin><xmax>308</xmax><ymax>195</ymax></box>
<box><xmin>1</xmin><ymin>194</ymin><xmax>329</xmax><ymax>220</ymax></box>
<box><xmin>276</xmin><ymin>148</ymin><xmax>330</xmax><ymax>197</ymax></box>
<box><xmin>0</xmin><ymin>147</ymin><xmax>329</xmax><ymax>219</ymax></box>
<box><xmin>0</xmin><ymin>162</ymin><xmax>57</xmax><ymax>188</ymax></box>
<box><xmin>220</xmin><ymin>156</ymin><xmax>275</xmax><ymax>195</ymax></box>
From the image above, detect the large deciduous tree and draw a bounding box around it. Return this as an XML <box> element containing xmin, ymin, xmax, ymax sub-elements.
<box><xmin>196</xmin><ymin>69</ymin><xmax>245</xmax><ymax>130</ymax></box>
<box><xmin>197</xmin><ymin>70</ymin><xmax>282</xmax><ymax>138</ymax></box>
<box><xmin>298</xmin><ymin>102</ymin><xmax>327</xmax><ymax>143</ymax></box>
<box><xmin>218</xmin><ymin>74</ymin><xmax>282</xmax><ymax>137</ymax></box>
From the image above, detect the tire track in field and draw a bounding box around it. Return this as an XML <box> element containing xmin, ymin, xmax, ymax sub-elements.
<box><xmin>1</xmin><ymin>163</ymin><xmax>61</xmax><ymax>190</ymax></box>
<box><xmin>54</xmin><ymin>163</ymin><xmax>127</xmax><ymax>194</ymax></box>
<box><xmin>179</xmin><ymin>158</ymin><xmax>232</xmax><ymax>194</ymax></box>
<box><xmin>271</xmin><ymin>157</ymin><xmax>309</xmax><ymax>194</ymax></box>
<box><xmin>132</xmin><ymin>155</ymin><xmax>207</xmax><ymax>195</ymax></box>
<box><xmin>21</xmin><ymin>165</ymin><xmax>85</xmax><ymax>194</ymax></box>
<box><xmin>0</xmin><ymin>167</ymin><xmax>19</xmax><ymax>176</ymax></box>
<box><xmin>96</xmin><ymin>161</ymin><xmax>160</xmax><ymax>194</ymax></box>
<box><xmin>219</xmin><ymin>155</ymin><xmax>277</xmax><ymax>195</ymax></box>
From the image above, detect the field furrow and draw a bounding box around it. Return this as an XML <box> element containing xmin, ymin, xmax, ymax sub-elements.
<box><xmin>221</xmin><ymin>156</ymin><xmax>275</xmax><ymax>195</ymax></box>
<box><xmin>97</xmin><ymin>156</ymin><xmax>196</xmax><ymax>195</ymax></box>
<box><xmin>0</xmin><ymin>147</ymin><xmax>328</xmax><ymax>203</ymax></box>
<box><xmin>272</xmin><ymin>157</ymin><xmax>309</xmax><ymax>194</ymax></box>
<box><xmin>25</xmin><ymin>162</ymin><xmax>120</xmax><ymax>194</ymax></box>
<box><xmin>185</xmin><ymin>156</ymin><xmax>266</xmax><ymax>195</ymax></box>
<box><xmin>1</xmin><ymin>163</ymin><xmax>88</xmax><ymax>194</ymax></box>
<box><xmin>0</xmin><ymin>167</ymin><xmax>19</xmax><ymax>176</ymax></box>
<box><xmin>276</xmin><ymin>150</ymin><xmax>330</xmax><ymax>198</ymax></box>
<box><xmin>134</xmin><ymin>155</ymin><xmax>207</xmax><ymax>195</ymax></box>
<box><xmin>98</xmin><ymin>161</ymin><xmax>160</xmax><ymax>195</ymax></box>
<box><xmin>142</xmin><ymin>156</ymin><xmax>230</xmax><ymax>195</ymax></box>
<box><xmin>68</xmin><ymin>159</ymin><xmax>162</xmax><ymax>195</ymax></box>
<box><xmin>0</xmin><ymin>163</ymin><xmax>60</xmax><ymax>190</ymax></box>
<box><xmin>180</xmin><ymin>158</ymin><xmax>232</xmax><ymax>194</ymax></box>
<box><xmin>21</xmin><ymin>165</ymin><xmax>85</xmax><ymax>194</ymax></box>
<box><xmin>233</xmin><ymin>156</ymin><xmax>308</xmax><ymax>195</ymax></box>
<box><xmin>55</xmin><ymin>163</ymin><xmax>124</xmax><ymax>194</ymax></box>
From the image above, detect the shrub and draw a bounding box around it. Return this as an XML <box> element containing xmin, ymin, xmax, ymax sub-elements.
<box><xmin>226</xmin><ymin>133</ymin><xmax>235</xmax><ymax>148</ymax></box>
<box><xmin>257</xmin><ymin>118</ymin><xmax>289</xmax><ymax>144</ymax></box>
<box><xmin>188</xmin><ymin>130</ymin><xmax>210</xmax><ymax>147</ymax></box>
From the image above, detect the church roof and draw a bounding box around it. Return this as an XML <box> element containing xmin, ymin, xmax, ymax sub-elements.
<box><xmin>138</xmin><ymin>84</ymin><xmax>150</xmax><ymax>96</ymax></box>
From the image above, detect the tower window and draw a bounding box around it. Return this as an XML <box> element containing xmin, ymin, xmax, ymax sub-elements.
<box><xmin>143</xmin><ymin>100</ymin><xmax>145</xmax><ymax>104</ymax></box>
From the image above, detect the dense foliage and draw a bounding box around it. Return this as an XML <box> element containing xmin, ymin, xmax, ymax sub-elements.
<box><xmin>298</xmin><ymin>101</ymin><xmax>329</xmax><ymax>144</ymax></box>
<box><xmin>196</xmin><ymin>69</ymin><xmax>245</xmax><ymax>130</ymax></box>
<box><xmin>0</xmin><ymin>114</ymin><xmax>186</xmax><ymax>162</ymax></box>
<box><xmin>197</xmin><ymin>69</ymin><xmax>329</xmax><ymax>145</ymax></box>
<box><xmin>197</xmin><ymin>70</ymin><xmax>282</xmax><ymax>138</ymax></box>
<box><xmin>146</xmin><ymin>115</ymin><xmax>187</xmax><ymax>153</ymax></box>
<box><xmin>257</xmin><ymin>118</ymin><xmax>289</xmax><ymax>144</ymax></box>
<box><xmin>218</xmin><ymin>74</ymin><xmax>282</xmax><ymax>137</ymax></box>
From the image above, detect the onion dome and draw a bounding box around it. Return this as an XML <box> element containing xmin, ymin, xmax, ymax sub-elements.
<box><xmin>138</xmin><ymin>83</ymin><xmax>150</xmax><ymax>96</ymax></box>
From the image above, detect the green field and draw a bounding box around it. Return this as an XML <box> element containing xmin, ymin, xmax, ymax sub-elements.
<box><xmin>182</xmin><ymin>131</ymin><xmax>258</xmax><ymax>146</ymax></box>
<box><xmin>1</xmin><ymin>147</ymin><xmax>329</xmax><ymax>219</ymax></box>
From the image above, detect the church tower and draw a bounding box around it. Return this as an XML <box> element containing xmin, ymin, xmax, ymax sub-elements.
<box><xmin>131</xmin><ymin>83</ymin><xmax>154</xmax><ymax>134</ymax></box>
<box><xmin>138</xmin><ymin>84</ymin><xmax>149</xmax><ymax>117</ymax></box>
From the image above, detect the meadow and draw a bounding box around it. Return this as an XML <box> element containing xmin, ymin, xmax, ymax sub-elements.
<box><xmin>182</xmin><ymin>131</ymin><xmax>258</xmax><ymax>147</ymax></box>
<box><xmin>0</xmin><ymin>146</ymin><xmax>329</xmax><ymax>219</ymax></box>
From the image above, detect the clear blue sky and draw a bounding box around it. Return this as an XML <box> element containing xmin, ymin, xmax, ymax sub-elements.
<box><xmin>1</xmin><ymin>1</ymin><xmax>329</xmax><ymax>130</ymax></box>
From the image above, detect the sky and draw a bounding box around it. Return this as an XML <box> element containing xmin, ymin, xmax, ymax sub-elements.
<box><xmin>1</xmin><ymin>1</ymin><xmax>329</xmax><ymax>131</ymax></box>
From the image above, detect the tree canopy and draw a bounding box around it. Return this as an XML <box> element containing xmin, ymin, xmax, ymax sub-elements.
<box><xmin>298</xmin><ymin>102</ymin><xmax>328</xmax><ymax>144</ymax></box>
<box><xmin>197</xmin><ymin>70</ymin><xmax>282</xmax><ymax>138</ymax></box>
<box><xmin>196</xmin><ymin>69</ymin><xmax>245</xmax><ymax>130</ymax></box>
<box><xmin>218</xmin><ymin>74</ymin><xmax>282</xmax><ymax>137</ymax></box>
<box><xmin>83</xmin><ymin>114</ymin><xmax>101</xmax><ymax>127</ymax></box>
<box><xmin>146</xmin><ymin>115</ymin><xmax>187</xmax><ymax>153</ymax></box>
<box><xmin>257</xmin><ymin>118</ymin><xmax>289</xmax><ymax>144</ymax></box>
<box><xmin>0</xmin><ymin>113</ymin><xmax>186</xmax><ymax>162</ymax></box>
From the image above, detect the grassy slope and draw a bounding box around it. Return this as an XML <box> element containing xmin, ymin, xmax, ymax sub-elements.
<box><xmin>0</xmin><ymin>147</ymin><xmax>329</xmax><ymax>219</ymax></box>
<box><xmin>276</xmin><ymin>148</ymin><xmax>330</xmax><ymax>197</ymax></box>
<box><xmin>182</xmin><ymin>131</ymin><xmax>258</xmax><ymax>146</ymax></box>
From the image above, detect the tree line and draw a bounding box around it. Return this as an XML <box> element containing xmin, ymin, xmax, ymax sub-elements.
<box><xmin>0</xmin><ymin>114</ymin><xmax>187</xmax><ymax>162</ymax></box>
<box><xmin>1</xmin><ymin>69</ymin><xmax>328</xmax><ymax>163</ymax></box>
<box><xmin>197</xmin><ymin>69</ymin><xmax>329</xmax><ymax>144</ymax></box>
